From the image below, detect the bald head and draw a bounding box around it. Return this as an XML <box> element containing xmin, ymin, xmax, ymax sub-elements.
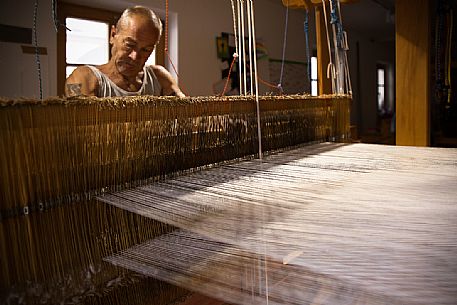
<box><xmin>116</xmin><ymin>6</ymin><xmax>162</xmax><ymax>41</ymax></box>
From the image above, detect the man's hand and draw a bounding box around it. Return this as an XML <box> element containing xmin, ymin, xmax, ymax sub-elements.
<box><xmin>152</xmin><ymin>65</ymin><xmax>185</xmax><ymax>97</ymax></box>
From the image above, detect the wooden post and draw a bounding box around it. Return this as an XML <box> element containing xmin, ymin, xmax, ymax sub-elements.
<box><xmin>396</xmin><ymin>0</ymin><xmax>431</xmax><ymax>146</ymax></box>
<box><xmin>315</xmin><ymin>5</ymin><xmax>332</xmax><ymax>95</ymax></box>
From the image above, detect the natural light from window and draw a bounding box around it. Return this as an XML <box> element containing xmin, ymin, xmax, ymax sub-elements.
<box><xmin>377</xmin><ymin>68</ymin><xmax>385</xmax><ymax>112</ymax></box>
<box><xmin>65</xmin><ymin>17</ymin><xmax>156</xmax><ymax>78</ymax></box>
<box><xmin>66</xmin><ymin>18</ymin><xmax>109</xmax><ymax>65</ymax></box>
<box><xmin>311</xmin><ymin>56</ymin><xmax>318</xmax><ymax>96</ymax></box>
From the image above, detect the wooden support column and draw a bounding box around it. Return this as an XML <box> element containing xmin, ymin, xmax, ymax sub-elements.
<box><xmin>315</xmin><ymin>5</ymin><xmax>332</xmax><ymax>95</ymax></box>
<box><xmin>396</xmin><ymin>0</ymin><xmax>431</xmax><ymax>146</ymax></box>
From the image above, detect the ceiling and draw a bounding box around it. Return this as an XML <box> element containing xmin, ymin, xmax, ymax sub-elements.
<box><xmin>341</xmin><ymin>0</ymin><xmax>395</xmax><ymax>42</ymax></box>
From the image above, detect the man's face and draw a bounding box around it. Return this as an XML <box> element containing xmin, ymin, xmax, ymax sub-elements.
<box><xmin>110</xmin><ymin>16</ymin><xmax>159</xmax><ymax>78</ymax></box>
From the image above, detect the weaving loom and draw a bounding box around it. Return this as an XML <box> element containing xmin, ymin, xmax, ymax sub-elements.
<box><xmin>1</xmin><ymin>94</ymin><xmax>456</xmax><ymax>305</ymax></box>
<box><xmin>1</xmin><ymin>94</ymin><xmax>352</xmax><ymax>304</ymax></box>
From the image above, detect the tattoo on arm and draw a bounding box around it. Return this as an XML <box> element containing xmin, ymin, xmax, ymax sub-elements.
<box><xmin>66</xmin><ymin>83</ymin><xmax>82</xmax><ymax>96</ymax></box>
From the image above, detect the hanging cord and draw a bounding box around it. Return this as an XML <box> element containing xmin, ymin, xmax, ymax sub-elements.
<box><xmin>33</xmin><ymin>0</ymin><xmax>43</xmax><ymax>100</ymax></box>
<box><xmin>220</xmin><ymin>54</ymin><xmax>238</xmax><ymax>96</ymax></box>
<box><xmin>329</xmin><ymin>0</ymin><xmax>341</xmax><ymax>93</ymax></box>
<box><xmin>321</xmin><ymin>0</ymin><xmax>336</xmax><ymax>93</ymax></box>
<box><xmin>244</xmin><ymin>61</ymin><xmax>282</xmax><ymax>93</ymax></box>
<box><xmin>51</xmin><ymin>0</ymin><xmax>70</xmax><ymax>32</ymax></box>
<box><xmin>247</xmin><ymin>0</ymin><xmax>254</xmax><ymax>95</ymax></box>
<box><xmin>240</xmin><ymin>0</ymin><xmax>247</xmax><ymax>95</ymax></box>
<box><xmin>304</xmin><ymin>9</ymin><xmax>311</xmax><ymax>83</ymax></box>
<box><xmin>435</xmin><ymin>0</ymin><xmax>451</xmax><ymax>104</ymax></box>
<box><xmin>236</xmin><ymin>0</ymin><xmax>243</xmax><ymax>94</ymax></box>
<box><xmin>249</xmin><ymin>0</ymin><xmax>263</xmax><ymax>165</ymax></box>
<box><xmin>445</xmin><ymin>8</ymin><xmax>453</xmax><ymax>104</ymax></box>
<box><xmin>435</xmin><ymin>0</ymin><xmax>443</xmax><ymax>100</ymax></box>
<box><xmin>164</xmin><ymin>0</ymin><xmax>186</xmax><ymax>95</ymax></box>
<box><xmin>278</xmin><ymin>1</ymin><xmax>289</xmax><ymax>94</ymax></box>
<box><xmin>258</xmin><ymin>75</ymin><xmax>283</xmax><ymax>93</ymax></box>
<box><xmin>165</xmin><ymin>0</ymin><xmax>169</xmax><ymax>54</ymax></box>
<box><xmin>336</xmin><ymin>0</ymin><xmax>352</xmax><ymax>94</ymax></box>
<box><xmin>221</xmin><ymin>0</ymin><xmax>240</xmax><ymax>96</ymax></box>
<box><xmin>230</xmin><ymin>0</ymin><xmax>239</xmax><ymax>58</ymax></box>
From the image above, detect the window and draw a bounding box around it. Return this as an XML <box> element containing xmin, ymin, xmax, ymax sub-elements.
<box><xmin>377</xmin><ymin>65</ymin><xmax>386</xmax><ymax>114</ymax></box>
<box><xmin>311</xmin><ymin>56</ymin><xmax>318</xmax><ymax>96</ymax></box>
<box><xmin>65</xmin><ymin>18</ymin><xmax>109</xmax><ymax>77</ymax></box>
<box><xmin>57</xmin><ymin>3</ymin><xmax>163</xmax><ymax>96</ymax></box>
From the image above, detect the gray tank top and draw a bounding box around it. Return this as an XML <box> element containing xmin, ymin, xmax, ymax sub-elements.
<box><xmin>86</xmin><ymin>65</ymin><xmax>162</xmax><ymax>97</ymax></box>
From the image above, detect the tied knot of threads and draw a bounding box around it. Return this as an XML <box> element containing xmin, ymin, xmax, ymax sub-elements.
<box><xmin>277</xmin><ymin>83</ymin><xmax>284</xmax><ymax>94</ymax></box>
<box><xmin>233</xmin><ymin>53</ymin><xmax>239</xmax><ymax>58</ymax></box>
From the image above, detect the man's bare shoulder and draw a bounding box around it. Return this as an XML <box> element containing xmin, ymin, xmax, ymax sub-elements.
<box><xmin>65</xmin><ymin>66</ymin><xmax>98</xmax><ymax>97</ymax></box>
<box><xmin>148</xmin><ymin>65</ymin><xmax>185</xmax><ymax>97</ymax></box>
<box><xmin>149</xmin><ymin>65</ymin><xmax>170</xmax><ymax>78</ymax></box>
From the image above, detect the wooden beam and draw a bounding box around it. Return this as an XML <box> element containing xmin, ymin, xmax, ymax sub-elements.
<box><xmin>396</xmin><ymin>0</ymin><xmax>431</xmax><ymax>146</ymax></box>
<box><xmin>315</xmin><ymin>5</ymin><xmax>332</xmax><ymax>95</ymax></box>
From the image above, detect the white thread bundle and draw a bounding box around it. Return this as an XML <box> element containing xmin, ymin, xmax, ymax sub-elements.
<box><xmin>101</xmin><ymin>143</ymin><xmax>457</xmax><ymax>305</ymax></box>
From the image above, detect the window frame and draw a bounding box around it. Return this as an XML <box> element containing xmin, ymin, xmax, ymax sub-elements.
<box><xmin>57</xmin><ymin>3</ymin><xmax>165</xmax><ymax>96</ymax></box>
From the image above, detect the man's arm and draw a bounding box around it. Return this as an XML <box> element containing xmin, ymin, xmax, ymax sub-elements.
<box><xmin>152</xmin><ymin>65</ymin><xmax>185</xmax><ymax>97</ymax></box>
<box><xmin>65</xmin><ymin>66</ymin><xmax>98</xmax><ymax>97</ymax></box>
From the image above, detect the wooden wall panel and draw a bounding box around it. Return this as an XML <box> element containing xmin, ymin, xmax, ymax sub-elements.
<box><xmin>396</xmin><ymin>0</ymin><xmax>431</xmax><ymax>146</ymax></box>
<box><xmin>315</xmin><ymin>5</ymin><xmax>332</xmax><ymax>95</ymax></box>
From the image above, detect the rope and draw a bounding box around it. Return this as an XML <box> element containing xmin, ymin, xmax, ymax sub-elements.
<box><xmin>248</xmin><ymin>0</ymin><xmax>263</xmax><ymax>161</ymax></box>
<box><xmin>236</xmin><ymin>0</ymin><xmax>243</xmax><ymax>95</ymax></box>
<box><xmin>279</xmin><ymin>1</ymin><xmax>289</xmax><ymax>92</ymax></box>
<box><xmin>33</xmin><ymin>0</ymin><xmax>43</xmax><ymax>100</ymax></box>
<box><xmin>163</xmin><ymin>0</ymin><xmax>186</xmax><ymax>95</ymax></box>
<box><xmin>220</xmin><ymin>54</ymin><xmax>238</xmax><ymax>96</ymax></box>
<box><xmin>247</xmin><ymin>0</ymin><xmax>254</xmax><ymax>95</ymax></box>
<box><xmin>304</xmin><ymin>10</ymin><xmax>311</xmax><ymax>83</ymax></box>
<box><xmin>446</xmin><ymin>8</ymin><xmax>453</xmax><ymax>104</ymax></box>
<box><xmin>240</xmin><ymin>0</ymin><xmax>247</xmax><ymax>95</ymax></box>
<box><xmin>165</xmin><ymin>0</ymin><xmax>169</xmax><ymax>53</ymax></box>
<box><xmin>258</xmin><ymin>76</ymin><xmax>282</xmax><ymax>92</ymax></box>
<box><xmin>321</xmin><ymin>0</ymin><xmax>336</xmax><ymax>93</ymax></box>
<box><xmin>230</xmin><ymin>0</ymin><xmax>239</xmax><ymax>58</ymax></box>
<box><xmin>51</xmin><ymin>0</ymin><xmax>69</xmax><ymax>32</ymax></box>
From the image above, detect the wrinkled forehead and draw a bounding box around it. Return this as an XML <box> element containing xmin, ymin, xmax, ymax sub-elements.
<box><xmin>117</xmin><ymin>16</ymin><xmax>160</xmax><ymax>45</ymax></box>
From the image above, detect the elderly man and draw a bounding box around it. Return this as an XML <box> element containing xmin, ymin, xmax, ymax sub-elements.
<box><xmin>65</xmin><ymin>6</ymin><xmax>184</xmax><ymax>97</ymax></box>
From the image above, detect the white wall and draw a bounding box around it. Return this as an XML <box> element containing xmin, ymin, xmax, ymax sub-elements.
<box><xmin>151</xmin><ymin>0</ymin><xmax>311</xmax><ymax>96</ymax></box>
<box><xmin>0</xmin><ymin>0</ymin><xmax>57</xmax><ymax>99</ymax></box>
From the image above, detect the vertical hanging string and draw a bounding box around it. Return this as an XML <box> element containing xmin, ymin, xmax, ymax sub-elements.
<box><xmin>304</xmin><ymin>9</ymin><xmax>311</xmax><ymax>84</ymax></box>
<box><xmin>237</xmin><ymin>0</ymin><xmax>243</xmax><ymax>95</ymax></box>
<box><xmin>163</xmin><ymin>0</ymin><xmax>186</xmax><ymax>95</ymax></box>
<box><xmin>249</xmin><ymin>1</ymin><xmax>262</xmax><ymax>159</ymax></box>
<box><xmin>220</xmin><ymin>55</ymin><xmax>238</xmax><ymax>96</ymax></box>
<box><xmin>33</xmin><ymin>0</ymin><xmax>43</xmax><ymax>100</ymax></box>
<box><xmin>249</xmin><ymin>2</ymin><xmax>266</xmax><ymax>302</ymax></box>
<box><xmin>446</xmin><ymin>8</ymin><xmax>453</xmax><ymax>104</ymax></box>
<box><xmin>330</xmin><ymin>0</ymin><xmax>343</xmax><ymax>93</ymax></box>
<box><xmin>247</xmin><ymin>0</ymin><xmax>254</xmax><ymax>95</ymax></box>
<box><xmin>231</xmin><ymin>0</ymin><xmax>239</xmax><ymax>58</ymax></box>
<box><xmin>336</xmin><ymin>0</ymin><xmax>352</xmax><ymax>95</ymax></box>
<box><xmin>52</xmin><ymin>0</ymin><xmax>59</xmax><ymax>31</ymax></box>
<box><xmin>221</xmin><ymin>0</ymin><xmax>240</xmax><ymax>96</ymax></box>
<box><xmin>321</xmin><ymin>0</ymin><xmax>336</xmax><ymax>93</ymax></box>
<box><xmin>51</xmin><ymin>0</ymin><xmax>70</xmax><ymax>32</ymax></box>
<box><xmin>165</xmin><ymin>0</ymin><xmax>169</xmax><ymax>55</ymax></box>
<box><xmin>279</xmin><ymin>1</ymin><xmax>289</xmax><ymax>94</ymax></box>
<box><xmin>240</xmin><ymin>0</ymin><xmax>247</xmax><ymax>95</ymax></box>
